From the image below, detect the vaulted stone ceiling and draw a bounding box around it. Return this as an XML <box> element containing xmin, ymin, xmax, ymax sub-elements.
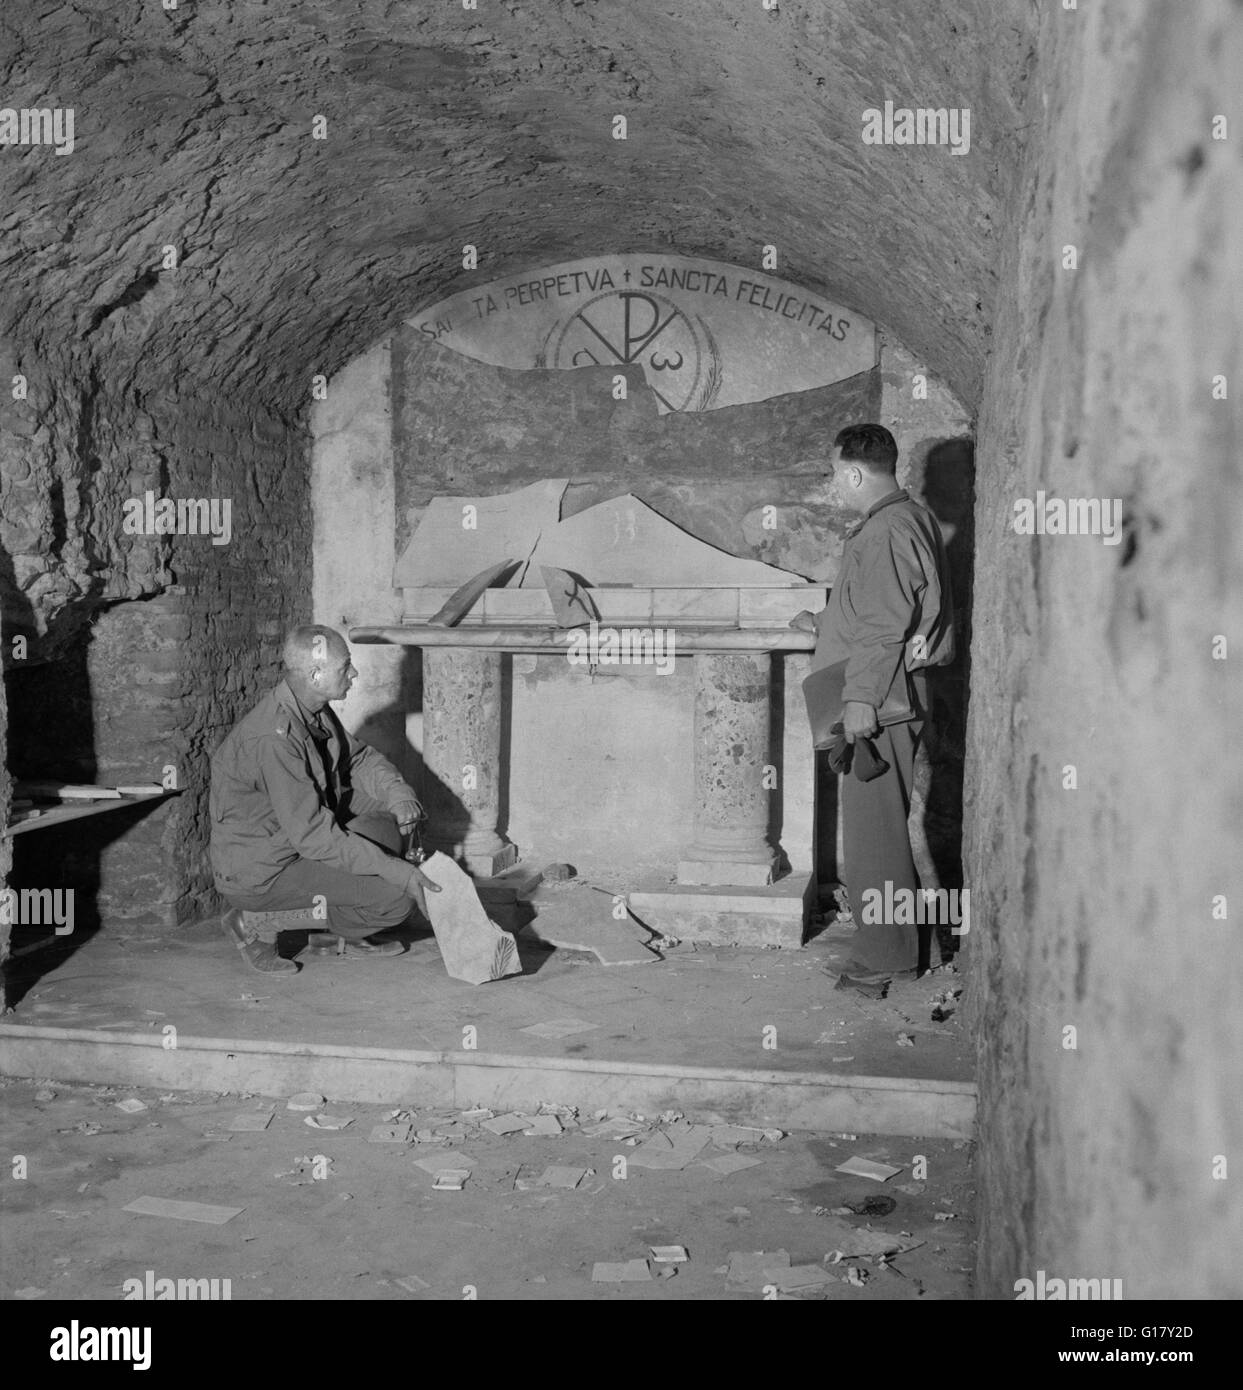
<box><xmin>2</xmin><ymin>0</ymin><xmax>1034</xmax><ymax>412</ymax></box>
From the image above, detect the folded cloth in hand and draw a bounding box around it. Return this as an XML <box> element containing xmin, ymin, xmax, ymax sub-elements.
<box><xmin>824</xmin><ymin>722</ymin><xmax>890</xmax><ymax>782</ymax></box>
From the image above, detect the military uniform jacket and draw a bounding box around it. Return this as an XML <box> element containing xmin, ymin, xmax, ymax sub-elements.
<box><xmin>209</xmin><ymin>679</ymin><xmax>417</xmax><ymax>896</ymax></box>
<box><xmin>811</xmin><ymin>488</ymin><xmax>955</xmax><ymax>707</ymax></box>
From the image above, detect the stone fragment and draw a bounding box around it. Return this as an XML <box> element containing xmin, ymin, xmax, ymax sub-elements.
<box><xmin>540</xmin><ymin>565</ymin><xmax>600</xmax><ymax>627</ymax></box>
<box><xmin>481</xmin><ymin>1112</ymin><xmax>530</xmax><ymax>1135</ymax></box>
<box><xmin>419</xmin><ymin>851</ymin><xmax>522</xmax><ymax>985</ymax></box>
<box><xmin>428</xmin><ymin>559</ymin><xmax>519</xmax><ymax>627</ymax></box>
<box><xmin>834</xmin><ymin>1155</ymin><xmax>903</xmax><ymax>1182</ymax></box>
<box><xmin>628</xmin><ymin>1123</ymin><xmax>713</xmax><ymax>1170</ymax></box>
<box><xmin>368</xmin><ymin>1123</ymin><xmax>412</xmax><ymax>1144</ymax></box>
<box><xmin>726</xmin><ymin>1249</ymin><xmax>790</xmax><ymax>1288</ymax></box>
<box><xmin>394</xmin><ymin>480</ymin><xmax>567</xmax><ymax>587</ymax></box>
<box><xmin>527</xmin><ymin>495</ymin><xmax>805</xmax><ymax>587</ymax></box>
<box><xmin>412</xmin><ymin>1150</ymin><xmax>476</xmax><ymax>1175</ymax></box>
<box><xmin>122</xmin><ymin>1196</ymin><xmax>243</xmax><ymax>1224</ymax></box>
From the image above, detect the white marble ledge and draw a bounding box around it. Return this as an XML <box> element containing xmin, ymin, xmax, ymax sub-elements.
<box><xmin>399</xmin><ymin>584</ymin><xmax>828</xmax><ymax>628</ymax></box>
<box><xmin>351</xmin><ymin>625</ymin><xmax>817</xmax><ymax>653</ymax></box>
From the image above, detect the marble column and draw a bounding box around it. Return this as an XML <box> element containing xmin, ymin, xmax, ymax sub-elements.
<box><xmin>678</xmin><ymin>652</ymin><xmax>778</xmax><ymax>886</ymax></box>
<box><xmin>420</xmin><ymin>648</ymin><xmax>517</xmax><ymax>876</ymax></box>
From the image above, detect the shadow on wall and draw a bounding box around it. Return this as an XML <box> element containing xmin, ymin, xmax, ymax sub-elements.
<box><xmin>0</xmin><ymin>558</ymin><xmax>138</xmax><ymax>1008</ymax></box>
<box><xmin>919</xmin><ymin>437</ymin><xmax>976</xmax><ymax>955</ymax></box>
<box><xmin>348</xmin><ymin>643</ymin><xmax>511</xmax><ymax>865</ymax></box>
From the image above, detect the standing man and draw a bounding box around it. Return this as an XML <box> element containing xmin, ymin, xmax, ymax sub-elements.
<box><xmin>793</xmin><ymin>424</ymin><xmax>955</xmax><ymax>990</ymax></box>
<box><xmin>210</xmin><ymin>624</ymin><xmax>439</xmax><ymax>975</ymax></box>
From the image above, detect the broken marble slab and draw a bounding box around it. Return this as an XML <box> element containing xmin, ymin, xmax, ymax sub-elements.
<box><xmin>394</xmin><ymin>479</ymin><xmax>568</xmax><ymax>588</ymax></box>
<box><xmin>427</xmin><ymin>559</ymin><xmax>520</xmax><ymax>627</ymax></box>
<box><xmin>419</xmin><ymin>851</ymin><xmax>522</xmax><ymax>985</ymax></box>
<box><xmin>368</xmin><ymin>1123</ymin><xmax>413</xmax><ymax>1144</ymax></box>
<box><xmin>528</xmin><ymin>1166</ymin><xmax>588</xmax><ymax>1190</ymax></box>
<box><xmin>432</xmin><ymin>1170</ymin><xmax>470</xmax><ymax>1191</ymax></box>
<box><xmin>628</xmin><ymin>1123</ymin><xmax>713</xmax><ymax>1171</ymax></box>
<box><xmin>726</xmin><ymin>1249</ymin><xmax>790</xmax><ymax>1289</ymax></box>
<box><xmin>540</xmin><ymin>565</ymin><xmax>600</xmax><ymax>627</ymax></box>
<box><xmin>834</xmin><ymin>1155</ymin><xmax>903</xmax><ymax>1182</ymax></box>
<box><xmin>579</xmin><ymin>1116</ymin><xmax>648</xmax><ymax>1140</ymax></box>
<box><xmin>412</xmin><ymin>1150</ymin><xmax>477</xmax><ymax>1176</ymax></box>
<box><xmin>520</xmin><ymin>882</ymin><xmax>660</xmax><ymax>965</ymax></box>
<box><xmin>526</xmin><ymin>494</ymin><xmax>805</xmax><ymax>589</ymax></box>
<box><xmin>123</xmin><ymin>1197</ymin><xmax>243</xmax><ymax>1225</ymax></box>
<box><xmin>523</xmin><ymin>1114</ymin><xmax>563</xmax><ymax>1137</ymax></box>
<box><xmin>481</xmin><ymin>1112</ymin><xmax>531</xmax><ymax>1136</ymax></box>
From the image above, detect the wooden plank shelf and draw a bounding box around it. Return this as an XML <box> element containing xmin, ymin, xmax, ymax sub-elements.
<box><xmin>3</xmin><ymin>790</ymin><xmax>176</xmax><ymax>838</ymax></box>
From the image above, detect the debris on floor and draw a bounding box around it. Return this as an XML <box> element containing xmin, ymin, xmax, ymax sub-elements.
<box><xmin>726</xmin><ymin>1249</ymin><xmax>790</xmax><ymax>1288</ymax></box>
<box><xmin>518</xmin><ymin>878</ymin><xmax>662</xmax><ymax>965</ymax></box>
<box><xmin>843</xmin><ymin>1195</ymin><xmax>896</xmax><ymax>1216</ymax></box>
<box><xmin>369</xmin><ymin>1123</ymin><xmax>412</xmax><ymax>1143</ymax></box>
<box><xmin>523</xmin><ymin>1114</ymin><xmax>562</xmax><ymax>1136</ymax></box>
<box><xmin>518</xmin><ymin>1165</ymin><xmax>590</xmax><ymax>1190</ymax></box>
<box><xmin>481</xmin><ymin>1112</ymin><xmax>530</xmax><ymax>1135</ymax></box>
<box><xmin>432</xmin><ymin>1170</ymin><xmax>470</xmax><ymax>1191</ymax></box>
<box><xmin>835</xmin><ymin>1155</ymin><xmax>903</xmax><ymax>1182</ymax></box>
<box><xmin>649</xmin><ymin>1245</ymin><xmax>688</xmax><ymax>1263</ymax></box>
<box><xmin>818</xmin><ymin>1218</ymin><xmax>923</xmax><ymax>1258</ymax></box>
<box><xmin>580</xmin><ymin>1116</ymin><xmax>646</xmax><ymax>1139</ymax></box>
<box><xmin>286</xmin><ymin>1092</ymin><xmax>324</xmax><ymax>1112</ymax></box>
<box><xmin>767</xmin><ymin>1263</ymin><xmax>838</xmax><ymax>1292</ymax></box>
<box><xmin>419</xmin><ymin>851</ymin><xmax>523</xmax><ymax>985</ymax></box>
<box><xmin>628</xmin><ymin>1122</ymin><xmax>713</xmax><ymax>1170</ymax></box>
<box><xmin>122</xmin><ymin>1196</ymin><xmax>243</xmax><ymax>1225</ymax></box>
<box><xmin>412</xmin><ymin>1150</ymin><xmax>477</xmax><ymax>1176</ymax></box>
<box><xmin>930</xmin><ymin>986</ymin><xmax>964</xmax><ymax>1022</ymax></box>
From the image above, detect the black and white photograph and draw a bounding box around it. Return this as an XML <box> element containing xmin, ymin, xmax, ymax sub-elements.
<box><xmin>0</xmin><ymin>0</ymin><xmax>1238</xmax><ymax>1356</ymax></box>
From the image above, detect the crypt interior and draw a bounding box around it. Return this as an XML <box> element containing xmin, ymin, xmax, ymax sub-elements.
<box><xmin>0</xmin><ymin>0</ymin><xmax>1239</xmax><ymax>1300</ymax></box>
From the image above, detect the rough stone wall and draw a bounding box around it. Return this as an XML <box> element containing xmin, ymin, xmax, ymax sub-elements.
<box><xmin>2</xmin><ymin>369</ymin><xmax>307</xmax><ymax>933</ymax></box>
<box><xmin>968</xmin><ymin>0</ymin><xmax>1242</xmax><ymax>1298</ymax></box>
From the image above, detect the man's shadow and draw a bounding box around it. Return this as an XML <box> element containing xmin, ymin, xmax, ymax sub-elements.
<box><xmin>349</xmin><ymin>648</ymin><xmax>550</xmax><ymax>975</ymax></box>
<box><xmin>919</xmin><ymin>436</ymin><xmax>976</xmax><ymax>968</ymax></box>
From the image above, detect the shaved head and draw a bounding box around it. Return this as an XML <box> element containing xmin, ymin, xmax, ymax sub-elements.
<box><xmin>282</xmin><ymin>624</ymin><xmax>349</xmax><ymax>676</ymax></box>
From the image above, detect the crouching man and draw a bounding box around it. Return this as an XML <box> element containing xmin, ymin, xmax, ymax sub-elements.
<box><xmin>209</xmin><ymin>624</ymin><xmax>438</xmax><ymax>975</ymax></box>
